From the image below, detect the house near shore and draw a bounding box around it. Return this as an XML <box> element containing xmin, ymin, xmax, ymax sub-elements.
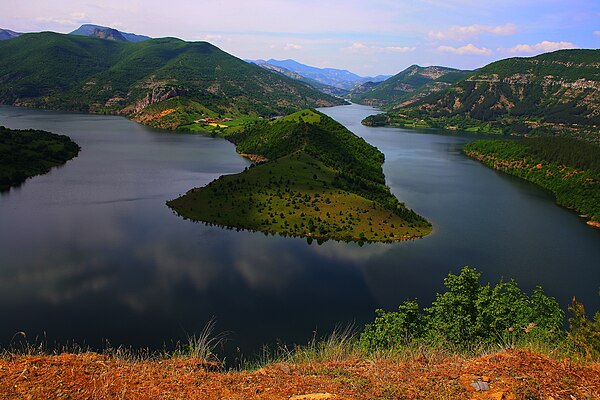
<box><xmin>195</xmin><ymin>117</ymin><xmax>232</xmax><ymax>124</ymax></box>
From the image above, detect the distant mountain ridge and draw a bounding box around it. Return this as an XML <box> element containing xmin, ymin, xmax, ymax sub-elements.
<box><xmin>352</xmin><ymin>65</ymin><xmax>471</xmax><ymax>107</ymax></box>
<box><xmin>249</xmin><ymin>59</ymin><xmax>349</xmax><ymax>96</ymax></box>
<box><xmin>0</xmin><ymin>32</ymin><xmax>344</xmax><ymax>130</ymax></box>
<box><xmin>70</xmin><ymin>24</ymin><xmax>150</xmax><ymax>42</ymax></box>
<box><xmin>0</xmin><ymin>28</ymin><xmax>21</xmax><ymax>40</ymax></box>
<box><xmin>248</xmin><ymin>59</ymin><xmax>391</xmax><ymax>90</ymax></box>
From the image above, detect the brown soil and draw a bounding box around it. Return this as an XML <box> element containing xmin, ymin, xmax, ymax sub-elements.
<box><xmin>239</xmin><ymin>153</ymin><xmax>269</xmax><ymax>163</ymax></box>
<box><xmin>1</xmin><ymin>350</ymin><xmax>598</xmax><ymax>399</ymax></box>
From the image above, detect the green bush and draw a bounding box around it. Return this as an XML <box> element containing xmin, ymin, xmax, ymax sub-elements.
<box><xmin>360</xmin><ymin>267</ymin><xmax>564</xmax><ymax>351</ymax></box>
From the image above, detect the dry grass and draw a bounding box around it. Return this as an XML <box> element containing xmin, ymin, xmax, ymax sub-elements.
<box><xmin>1</xmin><ymin>347</ymin><xmax>599</xmax><ymax>399</ymax></box>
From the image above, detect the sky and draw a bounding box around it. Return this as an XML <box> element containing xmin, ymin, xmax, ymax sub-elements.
<box><xmin>1</xmin><ymin>0</ymin><xmax>599</xmax><ymax>76</ymax></box>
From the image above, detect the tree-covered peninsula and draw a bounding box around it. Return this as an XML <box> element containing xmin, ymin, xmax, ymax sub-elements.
<box><xmin>168</xmin><ymin>109</ymin><xmax>431</xmax><ymax>242</ymax></box>
<box><xmin>464</xmin><ymin>137</ymin><xmax>600</xmax><ymax>227</ymax></box>
<box><xmin>0</xmin><ymin>126</ymin><xmax>80</xmax><ymax>191</ymax></box>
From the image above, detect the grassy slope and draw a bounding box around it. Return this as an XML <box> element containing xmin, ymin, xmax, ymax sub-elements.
<box><xmin>168</xmin><ymin>109</ymin><xmax>431</xmax><ymax>242</ymax></box>
<box><xmin>0</xmin><ymin>33</ymin><xmax>345</xmax><ymax>129</ymax></box>
<box><xmin>363</xmin><ymin>49</ymin><xmax>600</xmax><ymax>142</ymax></box>
<box><xmin>0</xmin><ymin>126</ymin><xmax>80</xmax><ymax>191</ymax></box>
<box><xmin>464</xmin><ymin>137</ymin><xmax>600</xmax><ymax>224</ymax></box>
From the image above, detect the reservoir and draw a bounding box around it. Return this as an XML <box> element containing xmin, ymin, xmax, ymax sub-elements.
<box><xmin>1</xmin><ymin>104</ymin><xmax>598</xmax><ymax>357</ymax></box>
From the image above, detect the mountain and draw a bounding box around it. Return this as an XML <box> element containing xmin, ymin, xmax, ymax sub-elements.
<box><xmin>249</xmin><ymin>59</ymin><xmax>348</xmax><ymax>96</ymax></box>
<box><xmin>248</xmin><ymin>59</ymin><xmax>391</xmax><ymax>90</ymax></box>
<box><xmin>351</xmin><ymin>65</ymin><xmax>470</xmax><ymax>107</ymax></box>
<box><xmin>364</xmin><ymin>50</ymin><xmax>600</xmax><ymax>142</ymax></box>
<box><xmin>0</xmin><ymin>28</ymin><xmax>21</xmax><ymax>40</ymax></box>
<box><xmin>0</xmin><ymin>32</ymin><xmax>345</xmax><ymax>130</ymax></box>
<box><xmin>70</xmin><ymin>24</ymin><xmax>150</xmax><ymax>42</ymax></box>
<box><xmin>347</xmin><ymin>81</ymin><xmax>382</xmax><ymax>98</ymax></box>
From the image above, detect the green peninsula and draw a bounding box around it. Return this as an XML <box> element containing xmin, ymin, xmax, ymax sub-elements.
<box><xmin>167</xmin><ymin>109</ymin><xmax>431</xmax><ymax>242</ymax></box>
<box><xmin>0</xmin><ymin>126</ymin><xmax>80</xmax><ymax>191</ymax></box>
<box><xmin>464</xmin><ymin>137</ymin><xmax>600</xmax><ymax>227</ymax></box>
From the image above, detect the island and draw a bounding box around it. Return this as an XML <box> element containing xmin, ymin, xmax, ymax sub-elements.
<box><xmin>464</xmin><ymin>137</ymin><xmax>600</xmax><ymax>228</ymax></box>
<box><xmin>0</xmin><ymin>126</ymin><xmax>80</xmax><ymax>191</ymax></box>
<box><xmin>167</xmin><ymin>109</ymin><xmax>431</xmax><ymax>243</ymax></box>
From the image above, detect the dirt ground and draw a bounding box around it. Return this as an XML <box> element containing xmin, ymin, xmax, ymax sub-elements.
<box><xmin>1</xmin><ymin>349</ymin><xmax>598</xmax><ymax>399</ymax></box>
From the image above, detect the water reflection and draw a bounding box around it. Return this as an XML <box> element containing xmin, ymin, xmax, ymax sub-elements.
<box><xmin>0</xmin><ymin>104</ymin><xmax>598</xmax><ymax>356</ymax></box>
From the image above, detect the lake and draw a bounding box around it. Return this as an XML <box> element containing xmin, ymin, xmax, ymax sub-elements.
<box><xmin>1</xmin><ymin>104</ymin><xmax>598</xmax><ymax>359</ymax></box>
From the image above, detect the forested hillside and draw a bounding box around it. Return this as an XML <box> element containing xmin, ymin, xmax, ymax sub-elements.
<box><xmin>0</xmin><ymin>33</ymin><xmax>344</xmax><ymax>130</ymax></box>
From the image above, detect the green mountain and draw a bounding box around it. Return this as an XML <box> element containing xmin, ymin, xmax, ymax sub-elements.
<box><xmin>365</xmin><ymin>50</ymin><xmax>600</xmax><ymax>142</ymax></box>
<box><xmin>352</xmin><ymin>65</ymin><xmax>470</xmax><ymax>107</ymax></box>
<box><xmin>0</xmin><ymin>32</ymin><xmax>345</xmax><ymax>129</ymax></box>
<box><xmin>168</xmin><ymin>109</ymin><xmax>431</xmax><ymax>242</ymax></box>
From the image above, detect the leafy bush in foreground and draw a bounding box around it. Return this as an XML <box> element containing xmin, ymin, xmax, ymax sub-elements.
<box><xmin>360</xmin><ymin>267</ymin><xmax>564</xmax><ymax>351</ymax></box>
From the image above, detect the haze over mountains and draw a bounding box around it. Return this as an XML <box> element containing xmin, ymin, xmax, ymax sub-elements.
<box><xmin>248</xmin><ymin>59</ymin><xmax>392</xmax><ymax>91</ymax></box>
<box><xmin>0</xmin><ymin>28</ymin><xmax>21</xmax><ymax>40</ymax></box>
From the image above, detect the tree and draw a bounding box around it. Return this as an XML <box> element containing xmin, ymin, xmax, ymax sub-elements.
<box><xmin>360</xmin><ymin>267</ymin><xmax>564</xmax><ymax>351</ymax></box>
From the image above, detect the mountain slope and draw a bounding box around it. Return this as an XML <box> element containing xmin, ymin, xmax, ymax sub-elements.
<box><xmin>0</xmin><ymin>28</ymin><xmax>21</xmax><ymax>40</ymax></box>
<box><xmin>411</xmin><ymin>50</ymin><xmax>599</xmax><ymax>124</ymax></box>
<box><xmin>364</xmin><ymin>50</ymin><xmax>600</xmax><ymax>142</ymax></box>
<box><xmin>70</xmin><ymin>24</ymin><xmax>150</xmax><ymax>42</ymax></box>
<box><xmin>352</xmin><ymin>65</ymin><xmax>470</xmax><ymax>107</ymax></box>
<box><xmin>249</xmin><ymin>59</ymin><xmax>391</xmax><ymax>90</ymax></box>
<box><xmin>0</xmin><ymin>32</ymin><xmax>345</xmax><ymax>129</ymax></box>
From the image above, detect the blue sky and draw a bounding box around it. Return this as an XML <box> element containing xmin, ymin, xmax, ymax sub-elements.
<box><xmin>1</xmin><ymin>0</ymin><xmax>598</xmax><ymax>76</ymax></box>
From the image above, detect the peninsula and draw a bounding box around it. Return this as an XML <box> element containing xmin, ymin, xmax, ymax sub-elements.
<box><xmin>167</xmin><ymin>109</ymin><xmax>431</xmax><ymax>242</ymax></box>
<box><xmin>0</xmin><ymin>126</ymin><xmax>80</xmax><ymax>191</ymax></box>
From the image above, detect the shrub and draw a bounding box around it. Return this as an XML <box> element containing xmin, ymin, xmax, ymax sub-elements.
<box><xmin>360</xmin><ymin>267</ymin><xmax>564</xmax><ymax>351</ymax></box>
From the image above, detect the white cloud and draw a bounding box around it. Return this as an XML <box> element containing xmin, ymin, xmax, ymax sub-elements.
<box><xmin>594</xmin><ymin>31</ymin><xmax>600</xmax><ymax>37</ymax></box>
<box><xmin>35</xmin><ymin>11</ymin><xmax>91</xmax><ymax>27</ymax></box>
<box><xmin>428</xmin><ymin>23</ymin><xmax>517</xmax><ymax>40</ymax></box>
<box><xmin>341</xmin><ymin>42</ymin><xmax>416</xmax><ymax>54</ymax></box>
<box><xmin>284</xmin><ymin>43</ymin><xmax>302</xmax><ymax>51</ymax></box>
<box><xmin>504</xmin><ymin>40</ymin><xmax>577</xmax><ymax>54</ymax></box>
<box><xmin>437</xmin><ymin>43</ymin><xmax>492</xmax><ymax>55</ymax></box>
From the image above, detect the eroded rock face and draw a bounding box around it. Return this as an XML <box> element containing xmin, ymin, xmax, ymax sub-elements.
<box><xmin>123</xmin><ymin>86</ymin><xmax>186</xmax><ymax>115</ymax></box>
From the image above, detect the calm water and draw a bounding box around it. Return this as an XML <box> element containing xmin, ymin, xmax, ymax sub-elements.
<box><xmin>1</xmin><ymin>104</ymin><xmax>598</xmax><ymax>357</ymax></box>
